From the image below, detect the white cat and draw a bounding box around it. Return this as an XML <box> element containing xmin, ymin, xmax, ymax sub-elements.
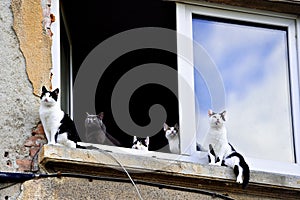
<box><xmin>164</xmin><ymin>123</ymin><xmax>180</xmax><ymax>154</ymax></box>
<box><xmin>39</xmin><ymin>86</ymin><xmax>82</xmax><ymax>148</ymax></box>
<box><xmin>203</xmin><ymin>110</ymin><xmax>232</xmax><ymax>165</ymax></box>
<box><xmin>203</xmin><ymin>109</ymin><xmax>250</xmax><ymax>188</ymax></box>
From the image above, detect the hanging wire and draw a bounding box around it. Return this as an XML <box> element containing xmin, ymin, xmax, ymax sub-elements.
<box><xmin>96</xmin><ymin>148</ymin><xmax>143</xmax><ymax>200</ymax></box>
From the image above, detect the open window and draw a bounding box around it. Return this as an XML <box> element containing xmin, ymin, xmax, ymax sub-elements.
<box><xmin>59</xmin><ymin>1</ymin><xmax>179</xmax><ymax>153</ymax></box>
<box><xmin>177</xmin><ymin>2</ymin><xmax>300</xmax><ymax>174</ymax></box>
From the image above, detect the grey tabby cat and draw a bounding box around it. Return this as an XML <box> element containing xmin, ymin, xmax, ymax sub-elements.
<box><xmin>85</xmin><ymin>112</ymin><xmax>121</xmax><ymax>146</ymax></box>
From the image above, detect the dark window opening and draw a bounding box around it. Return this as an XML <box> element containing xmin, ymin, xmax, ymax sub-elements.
<box><xmin>60</xmin><ymin>0</ymin><xmax>178</xmax><ymax>152</ymax></box>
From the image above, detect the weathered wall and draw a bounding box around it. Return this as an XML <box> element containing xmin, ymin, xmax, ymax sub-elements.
<box><xmin>0</xmin><ymin>0</ymin><xmax>38</xmax><ymax>170</ymax></box>
<box><xmin>11</xmin><ymin>0</ymin><xmax>52</xmax><ymax>95</ymax></box>
<box><xmin>0</xmin><ymin>0</ymin><xmax>52</xmax><ymax>199</ymax></box>
<box><xmin>18</xmin><ymin>177</ymin><xmax>218</xmax><ymax>200</ymax></box>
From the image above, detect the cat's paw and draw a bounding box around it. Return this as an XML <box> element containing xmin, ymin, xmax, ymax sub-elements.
<box><xmin>209</xmin><ymin>162</ymin><xmax>220</xmax><ymax>166</ymax></box>
<box><xmin>236</xmin><ymin>177</ymin><xmax>243</xmax><ymax>184</ymax></box>
<box><xmin>214</xmin><ymin>161</ymin><xmax>222</xmax><ymax>166</ymax></box>
<box><xmin>47</xmin><ymin>141</ymin><xmax>56</xmax><ymax>145</ymax></box>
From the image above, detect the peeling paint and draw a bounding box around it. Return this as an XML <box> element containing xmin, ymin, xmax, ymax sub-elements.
<box><xmin>11</xmin><ymin>0</ymin><xmax>53</xmax><ymax>96</ymax></box>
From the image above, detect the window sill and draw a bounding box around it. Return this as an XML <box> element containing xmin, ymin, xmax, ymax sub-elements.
<box><xmin>39</xmin><ymin>144</ymin><xmax>300</xmax><ymax>198</ymax></box>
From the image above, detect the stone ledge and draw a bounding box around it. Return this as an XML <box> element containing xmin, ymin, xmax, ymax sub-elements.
<box><xmin>39</xmin><ymin>144</ymin><xmax>300</xmax><ymax>199</ymax></box>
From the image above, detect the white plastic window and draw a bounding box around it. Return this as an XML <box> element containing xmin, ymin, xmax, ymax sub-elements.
<box><xmin>177</xmin><ymin>2</ymin><xmax>300</xmax><ymax>175</ymax></box>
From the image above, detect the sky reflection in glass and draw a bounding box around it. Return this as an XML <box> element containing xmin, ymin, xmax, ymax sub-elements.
<box><xmin>193</xmin><ymin>17</ymin><xmax>294</xmax><ymax>163</ymax></box>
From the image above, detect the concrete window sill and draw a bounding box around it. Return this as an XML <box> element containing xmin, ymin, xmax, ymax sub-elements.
<box><xmin>39</xmin><ymin>144</ymin><xmax>300</xmax><ymax>198</ymax></box>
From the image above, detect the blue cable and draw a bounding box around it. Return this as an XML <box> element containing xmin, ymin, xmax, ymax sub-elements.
<box><xmin>0</xmin><ymin>172</ymin><xmax>36</xmax><ymax>182</ymax></box>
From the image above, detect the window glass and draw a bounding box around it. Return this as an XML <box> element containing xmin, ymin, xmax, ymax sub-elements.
<box><xmin>193</xmin><ymin>16</ymin><xmax>295</xmax><ymax>163</ymax></box>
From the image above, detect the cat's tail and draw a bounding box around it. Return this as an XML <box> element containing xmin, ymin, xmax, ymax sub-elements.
<box><xmin>242</xmin><ymin>160</ymin><xmax>250</xmax><ymax>189</ymax></box>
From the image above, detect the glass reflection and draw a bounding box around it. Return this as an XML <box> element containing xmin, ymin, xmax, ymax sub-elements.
<box><xmin>193</xmin><ymin>17</ymin><xmax>294</xmax><ymax>163</ymax></box>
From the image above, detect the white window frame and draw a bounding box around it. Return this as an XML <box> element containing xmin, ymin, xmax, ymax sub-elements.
<box><xmin>176</xmin><ymin>2</ymin><xmax>300</xmax><ymax>175</ymax></box>
<box><xmin>51</xmin><ymin>1</ymin><xmax>61</xmax><ymax>97</ymax></box>
<box><xmin>52</xmin><ymin>1</ymin><xmax>74</xmax><ymax>117</ymax></box>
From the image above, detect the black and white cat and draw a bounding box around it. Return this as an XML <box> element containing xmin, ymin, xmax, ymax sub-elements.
<box><xmin>85</xmin><ymin>112</ymin><xmax>121</xmax><ymax>146</ymax></box>
<box><xmin>39</xmin><ymin>86</ymin><xmax>82</xmax><ymax>148</ymax></box>
<box><xmin>132</xmin><ymin>136</ymin><xmax>149</xmax><ymax>151</ymax></box>
<box><xmin>203</xmin><ymin>110</ymin><xmax>231</xmax><ymax>165</ymax></box>
<box><xmin>203</xmin><ymin>110</ymin><xmax>250</xmax><ymax>188</ymax></box>
<box><xmin>164</xmin><ymin>123</ymin><xmax>180</xmax><ymax>154</ymax></box>
<box><xmin>221</xmin><ymin>144</ymin><xmax>250</xmax><ymax>189</ymax></box>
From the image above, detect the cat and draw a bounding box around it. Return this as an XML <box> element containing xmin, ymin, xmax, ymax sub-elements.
<box><xmin>203</xmin><ymin>110</ymin><xmax>231</xmax><ymax>165</ymax></box>
<box><xmin>39</xmin><ymin>86</ymin><xmax>82</xmax><ymax>148</ymax></box>
<box><xmin>164</xmin><ymin>123</ymin><xmax>180</xmax><ymax>154</ymax></box>
<box><xmin>204</xmin><ymin>109</ymin><xmax>250</xmax><ymax>189</ymax></box>
<box><xmin>132</xmin><ymin>136</ymin><xmax>149</xmax><ymax>151</ymax></box>
<box><xmin>85</xmin><ymin>112</ymin><xmax>121</xmax><ymax>146</ymax></box>
<box><xmin>221</xmin><ymin>144</ymin><xmax>250</xmax><ymax>189</ymax></box>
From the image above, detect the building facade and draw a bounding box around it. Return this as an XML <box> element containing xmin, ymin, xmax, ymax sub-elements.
<box><xmin>0</xmin><ymin>0</ymin><xmax>300</xmax><ymax>199</ymax></box>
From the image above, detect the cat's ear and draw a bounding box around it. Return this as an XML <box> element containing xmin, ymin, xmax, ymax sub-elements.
<box><xmin>133</xmin><ymin>136</ymin><xmax>137</xmax><ymax>142</ymax></box>
<box><xmin>220</xmin><ymin>110</ymin><xmax>226</xmax><ymax>115</ymax></box>
<box><xmin>145</xmin><ymin>136</ymin><xmax>150</xmax><ymax>146</ymax></box>
<box><xmin>97</xmin><ymin>112</ymin><xmax>104</xmax><ymax>120</ymax></box>
<box><xmin>220</xmin><ymin>111</ymin><xmax>226</xmax><ymax>121</ymax></box>
<box><xmin>174</xmin><ymin>123</ymin><xmax>179</xmax><ymax>130</ymax></box>
<box><xmin>163</xmin><ymin>123</ymin><xmax>169</xmax><ymax>131</ymax></box>
<box><xmin>42</xmin><ymin>86</ymin><xmax>47</xmax><ymax>93</ymax></box>
<box><xmin>53</xmin><ymin>88</ymin><xmax>59</xmax><ymax>95</ymax></box>
<box><xmin>208</xmin><ymin>109</ymin><xmax>214</xmax><ymax>116</ymax></box>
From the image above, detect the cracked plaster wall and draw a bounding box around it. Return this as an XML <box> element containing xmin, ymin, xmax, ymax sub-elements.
<box><xmin>0</xmin><ymin>0</ymin><xmax>52</xmax><ymax>198</ymax></box>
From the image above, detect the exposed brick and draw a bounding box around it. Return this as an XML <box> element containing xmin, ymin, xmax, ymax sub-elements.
<box><xmin>32</xmin><ymin>123</ymin><xmax>45</xmax><ymax>136</ymax></box>
<box><xmin>29</xmin><ymin>147</ymin><xmax>41</xmax><ymax>157</ymax></box>
<box><xmin>24</xmin><ymin>136</ymin><xmax>36</xmax><ymax>147</ymax></box>
<box><xmin>19</xmin><ymin>121</ymin><xmax>48</xmax><ymax>173</ymax></box>
<box><xmin>16</xmin><ymin>159</ymin><xmax>32</xmax><ymax>172</ymax></box>
<box><xmin>19</xmin><ymin>122</ymin><xmax>47</xmax><ymax>172</ymax></box>
<box><xmin>24</xmin><ymin>136</ymin><xmax>46</xmax><ymax>147</ymax></box>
